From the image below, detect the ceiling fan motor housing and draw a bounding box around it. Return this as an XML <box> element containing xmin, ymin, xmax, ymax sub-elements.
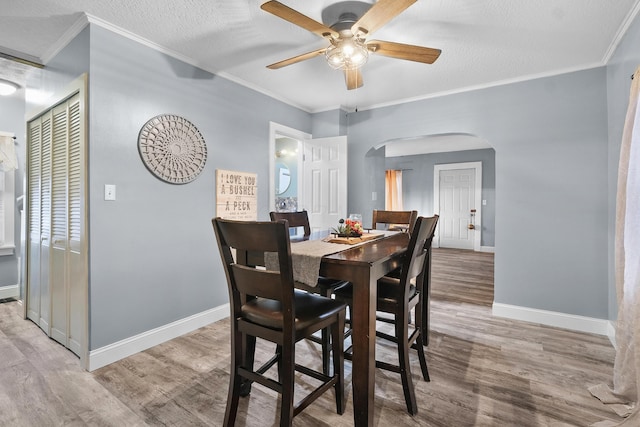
<box><xmin>331</xmin><ymin>12</ymin><xmax>359</xmax><ymax>32</ymax></box>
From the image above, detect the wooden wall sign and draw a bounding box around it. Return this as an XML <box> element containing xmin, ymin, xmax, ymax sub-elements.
<box><xmin>215</xmin><ymin>169</ymin><xmax>257</xmax><ymax>220</ymax></box>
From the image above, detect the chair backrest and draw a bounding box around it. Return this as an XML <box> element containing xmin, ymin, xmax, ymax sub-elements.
<box><xmin>399</xmin><ymin>215</ymin><xmax>439</xmax><ymax>293</ymax></box>
<box><xmin>270</xmin><ymin>211</ymin><xmax>311</xmax><ymax>237</ymax></box>
<box><xmin>212</xmin><ymin>217</ymin><xmax>296</xmax><ymax>323</ymax></box>
<box><xmin>409</xmin><ymin>215</ymin><xmax>438</xmax><ymax>346</ymax></box>
<box><xmin>372</xmin><ymin>210</ymin><xmax>418</xmax><ymax>234</ymax></box>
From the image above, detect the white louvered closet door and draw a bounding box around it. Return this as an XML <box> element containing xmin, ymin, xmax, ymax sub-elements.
<box><xmin>27</xmin><ymin>112</ymin><xmax>52</xmax><ymax>331</ymax></box>
<box><xmin>50</xmin><ymin>101</ymin><xmax>69</xmax><ymax>345</ymax></box>
<box><xmin>27</xmin><ymin>90</ymin><xmax>86</xmax><ymax>357</ymax></box>
<box><xmin>26</xmin><ymin>118</ymin><xmax>42</xmax><ymax>325</ymax></box>
<box><xmin>67</xmin><ymin>95</ymin><xmax>84</xmax><ymax>356</ymax></box>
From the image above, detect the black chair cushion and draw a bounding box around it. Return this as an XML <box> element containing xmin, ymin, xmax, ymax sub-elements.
<box><xmin>317</xmin><ymin>276</ymin><xmax>349</xmax><ymax>290</ymax></box>
<box><xmin>242</xmin><ymin>289</ymin><xmax>346</xmax><ymax>331</ymax></box>
<box><xmin>333</xmin><ymin>277</ymin><xmax>417</xmax><ymax>306</ymax></box>
<box><xmin>292</xmin><ymin>277</ymin><xmax>349</xmax><ymax>296</ymax></box>
<box><xmin>377</xmin><ymin>276</ymin><xmax>418</xmax><ymax>303</ymax></box>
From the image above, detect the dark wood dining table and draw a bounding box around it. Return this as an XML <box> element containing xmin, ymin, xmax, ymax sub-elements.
<box><xmin>245</xmin><ymin>230</ymin><xmax>410</xmax><ymax>426</ymax></box>
<box><xmin>316</xmin><ymin>231</ymin><xmax>410</xmax><ymax>427</ymax></box>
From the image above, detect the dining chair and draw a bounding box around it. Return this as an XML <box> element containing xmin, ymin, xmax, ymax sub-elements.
<box><xmin>371</xmin><ymin>209</ymin><xmax>419</xmax><ymax>301</ymax></box>
<box><xmin>212</xmin><ymin>217</ymin><xmax>347</xmax><ymax>427</ymax></box>
<box><xmin>270</xmin><ymin>210</ymin><xmax>350</xmax><ymax>374</ymax></box>
<box><xmin>372</xmin><ymin>209</ymin><xmax>418</xmax><ymax>234</ymax></box>
<box><xmin>270</xmin><ymin>210</ymin><xmax>311</xmax><ymax>236</ymax></box>
<box><xmin>334</xmin><ymin>215</ymin><xmax>439</xmax><ymax>415</ymax></box>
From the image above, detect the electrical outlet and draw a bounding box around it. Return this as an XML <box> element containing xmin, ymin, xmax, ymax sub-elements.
<box><xmin>105</xmin><ymin>184</ymin><xmax>116</xmax><ymax>201</ymax></box>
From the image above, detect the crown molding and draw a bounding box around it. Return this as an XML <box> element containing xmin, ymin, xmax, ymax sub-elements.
<box><xmin>353</xmin><ymin>63</ymin><xmax>605</xmax><ymax>113</ymax></box>
<box><xmin>602</xmin><ymin>0</ymin><xmax>640</xmax><ymax>63</ymax></box>
<box><xmin>40</xmin><ymin>14</ymin><xmax>90</xmax><ymax>64</ymax></box>
<box><xmin>83</xmin><ymin>14</ymin><xmax>312</xmax><ymax>113</ymax></box>
<box><xmin>37</xmin><ymin>7</ymin><xmax>635</xmax><ymax>116</ymax></box>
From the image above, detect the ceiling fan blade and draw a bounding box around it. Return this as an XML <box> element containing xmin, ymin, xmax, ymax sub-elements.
<box><xmin>267</xmin><ymin>48</ymin><xmax>327</xmax><ymax>69</ymax></box>
<box><xmin>351</xmin><ymin>0</ymin><xmax>416</xmax><ymax>37</ymax></box>
<box><xmin>344</xmin><ymin>68</ymin><xmax>363</xmax><ymax>90</ymax></box>
<box><xmin>261</xmin><ymin>1</ymin><xmax>339</xmax><ymax>39</ymax></box>
<box><xmin>367</xmin><ymin>40</ymin><xmax>441</xmax><ymax>64</ymax></box>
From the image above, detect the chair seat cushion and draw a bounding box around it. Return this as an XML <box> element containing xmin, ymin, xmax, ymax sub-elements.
<box><xmin>333</xmin><ymin>276</ymin><xmax>417</xmax><ymax>306</ymax></box>
<box><xmin>316</xmin><ymin>276</ymin><xmax>349</xmax><ymax>291</ymax></box>
<box><xmin>295</xmin><ymin>277</ymin><xmax>349</xmax><ymax>295</ymax></box>
<box><xmin>242</xmin><ymin>290</ymin><xmax>346</xmax><ymax>331</ymax></box>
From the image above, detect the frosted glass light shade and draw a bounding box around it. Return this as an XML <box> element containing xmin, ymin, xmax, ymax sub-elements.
<box><xmin>325</xmin><ymin>38</ymin><xmax>369</xmax><ymax>70</ymax></box>
<box><xmin>0</xmin><ymin>79</ymin><xmax>19</xmax><ymax>96</ymax></box>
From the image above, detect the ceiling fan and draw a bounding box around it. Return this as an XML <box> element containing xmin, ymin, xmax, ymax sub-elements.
<box><xmin>260</xmin><ymin>0</ymin><xmax>441</xmax><ymax>90</ymax></box>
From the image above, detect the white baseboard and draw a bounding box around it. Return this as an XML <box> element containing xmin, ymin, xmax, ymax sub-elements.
<box><xmin>0</xmin><ymin>284</ymin><xmax>19</xmax><ymax>300</ymax></box>
<box><xmin>432</xmin><ymin>243</ymin><xmax>495</xmax><ymax>253</ymax></box>
<box><xmin>607</xmin><ymin>320</ymin><xmax>617</xmax><ymax>349</ymax></box>
<box><xmin>88</xmin><ymin>303</ymin><xmax>230</xmax><ymax>371</ymax></box>
<box><xmin>492</xmin><ymin>303</ymin><xmax>611</xmax><ymax>337</ymax></box>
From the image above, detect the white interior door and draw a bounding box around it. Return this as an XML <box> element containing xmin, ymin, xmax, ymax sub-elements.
<box><xmin>434</xmin><ymin>162</ymin><xmax>482</xmax><ymax>250</ymax></box>
<box><xmin>303</xmin><ymin>136</ymin><xmax>347</xmax><ymax>232</ymax></box>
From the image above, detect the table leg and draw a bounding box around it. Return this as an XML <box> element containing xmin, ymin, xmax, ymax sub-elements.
<box><xmin>350</xmin><ymin>267</ymin><xmax>377</xmax><ymax>427</ymax></box>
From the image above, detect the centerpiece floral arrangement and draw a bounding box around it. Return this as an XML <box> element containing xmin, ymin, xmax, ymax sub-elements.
<box><xmin>333</xmin><ymin>218</ymin><xmax>364</xmax><ymax>237</ymax></box>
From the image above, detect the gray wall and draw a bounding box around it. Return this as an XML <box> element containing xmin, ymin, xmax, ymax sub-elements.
<box><xmin>345</xmin><ymin>68</ymin><xmax>609</xmax><ymax>319</ymax></box>
<box><xmin>4</xmin><ymin>10</ymin><xmax>638</xmax><ymax>353</ymax></box>
<box><xmin>385</xmin><ymin>148</ymin><xmax>496</xmax><ymax>247</ymax></box>
<box><xmin>605</xmin><ymin>12</ymin><xmax>640</xmax><ymax>319</ymax></box>
<box><xmin>87</xmin><ymin>25</ymin><xmax>311</xmax><ymax>349</ymax></box>
<box><xmin>311</xmin><ymin>108</ymin><xmax>348</xmax><ymax>138</ymax></box>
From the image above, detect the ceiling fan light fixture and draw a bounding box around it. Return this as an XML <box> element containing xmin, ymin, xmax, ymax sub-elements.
<box><xmin>0</xmin><ymin>79</ymin><xmax>19</xmax><ymax>96</ymax></box>
<box><xmin>325</xmin><ymin>37</ymin><xmax>369</xmax><ymax>70</ymax></box>
<box><xmin>261</xmin><ymin>0</ymin><xmax>441</xmax><ymax>89</ymax></box>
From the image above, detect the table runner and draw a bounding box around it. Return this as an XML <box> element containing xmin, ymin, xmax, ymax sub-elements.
<box><xmin>265</xmin><ymin>230</ymin><xmax>392</xmax><ymax>287</ymax></box>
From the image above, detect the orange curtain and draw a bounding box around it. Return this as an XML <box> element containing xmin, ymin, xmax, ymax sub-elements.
<box><xmin>385</xmin><ymin>170</ymin><xmax>403</xmax><ymax>210</ymax></box>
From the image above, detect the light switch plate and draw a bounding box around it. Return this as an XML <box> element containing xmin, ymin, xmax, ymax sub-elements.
<box><xmin>105</xmin><ymin>184</ymin><xmax>116</xmax><ymax>201</ymax></box>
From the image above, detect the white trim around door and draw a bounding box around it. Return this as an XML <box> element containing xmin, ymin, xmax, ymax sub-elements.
<box><xmin>433</xmin><ymin>161</ymin><xmax>482</xmax><ymax>251</ymax></box>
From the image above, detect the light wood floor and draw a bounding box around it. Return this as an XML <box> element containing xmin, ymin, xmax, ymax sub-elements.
<box><xmin>0</xmin><ymin>249</ymin><xmax>619</xmax><ymax>426</ymax></box>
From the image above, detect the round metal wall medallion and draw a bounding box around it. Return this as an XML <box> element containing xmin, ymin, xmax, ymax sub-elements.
<box><xmin>138</xmin><ymin>114</ymin><xmax>207</xmax><ymax>184</ymax></box>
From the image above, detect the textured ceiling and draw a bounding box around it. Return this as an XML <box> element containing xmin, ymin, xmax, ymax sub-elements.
<box><xmin>0</xmin><ymin>0</ymin><xmax>639</xmax><ymax>112</ymax></box>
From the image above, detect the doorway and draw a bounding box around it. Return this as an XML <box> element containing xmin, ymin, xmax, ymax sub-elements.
<box><xmin>433</xmin><ymin>162</ymin><xmax>482</xmax><ymax>250</ymax></box>
<box><xmin>269</xmin><ymin>122</ymin><xmax>307</xmax><ymax>215</ymax></box>
<box><xmin>274</xmin><ymin>136</ymin><xmax>302</xmax><ymax>213</ymax></box>
<box><xmin>268</xmin><ymin>122</ymin><xmax>348</xmax><ymax>231</ymax></box>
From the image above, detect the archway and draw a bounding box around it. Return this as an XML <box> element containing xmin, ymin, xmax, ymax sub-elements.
<box><xmin>366</xmin><ymin>132</ymin><xmax>496</xmax><ymax>252</ymax></box>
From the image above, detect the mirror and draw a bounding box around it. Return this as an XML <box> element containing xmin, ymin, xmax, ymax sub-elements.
<box><xmin>270</xmin><ymin>125</ymin><xmax>304</xmax><ymax>213</ymax></box>
<box><xmin>276</xmin><ymin>162</ymin><xmax>291</xmax><ymax>195</ymax></box>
